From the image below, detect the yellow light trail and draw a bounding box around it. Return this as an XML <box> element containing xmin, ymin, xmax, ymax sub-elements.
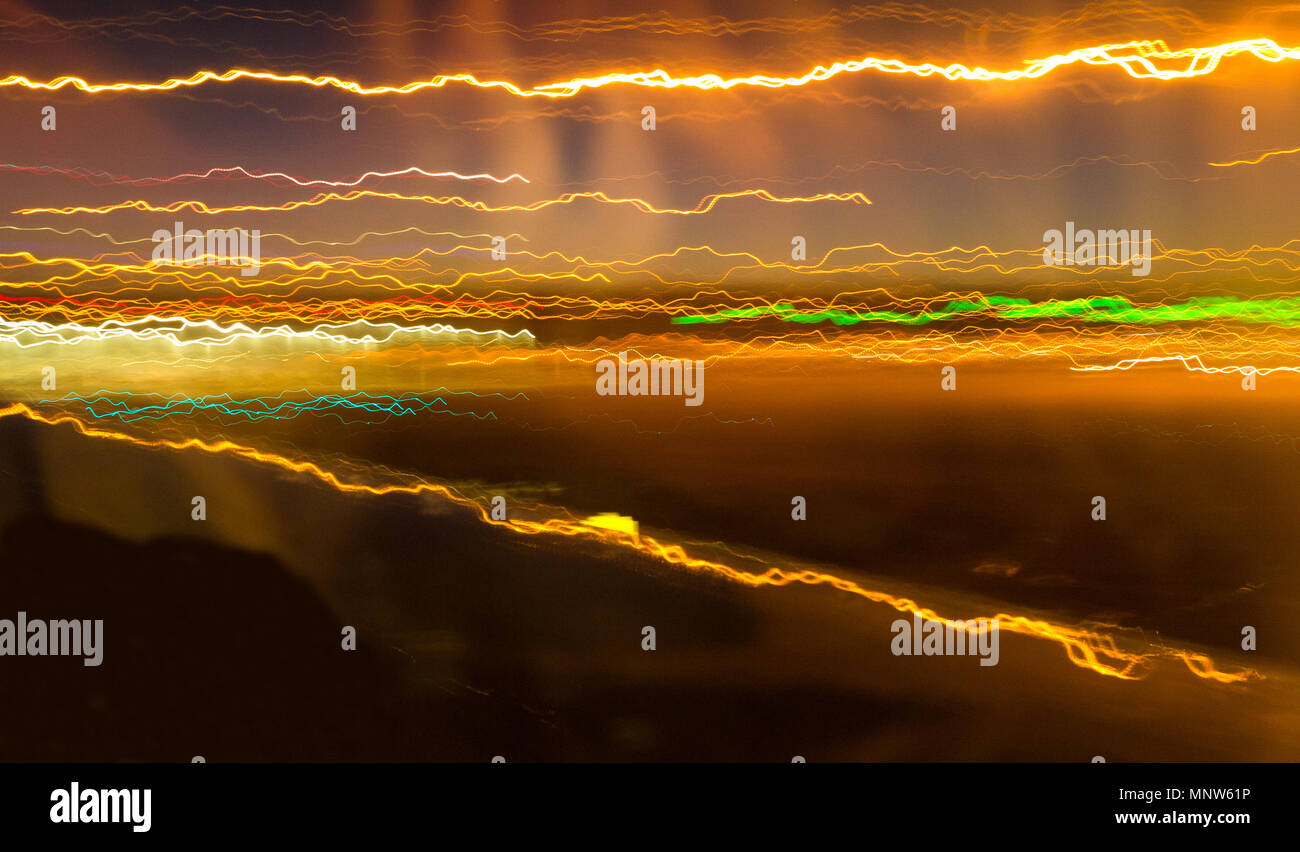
<box><xmin>1070</xmin><ymin>354</ymin><xmax>1299</xmax><ymax>375</ymax></box>
<box><xmin>12</xmin><ymin>237</ymin><xmax>1300</xmax><ymax>298</ymax></box>
<box><xmin>0</xmin><ymin>224</ymin><xmax>529</xmax><ymax>250</ymax></box>
<box><xmin>13</xmin><ymin>188</ymin><xmax>873</xmax><ymax>217</ymax></box>
<box><xmin>0</xmin><ymin>316</ymin><xmax>533</xmax><ymax>348</ymax></box>
<box><xmin>1209</xmin><ymin>145</ymin><xmax>1300</xmax><ymax>167</ymax></box>
<box><xmin>0</xmin><ymin>164</ymin><xmax>530</xmax><ymax>187</ymax></box>
<box><xmin>0</xmin><ymin>288</ymin><xmax>1289</xmax><ymax>329</ymax></box>
<box><xmin>430</xmin><ymin>325</ymin><xmax>1300</xmax><ymax>372</ymax></box>
<box><xmin>0</xmin><ymin>401</ymin><xmax>1256</xmax><ymax>685</ymax></box>
<box><xmin>2</xmin><ymin>38</ymin><xmax>1298</xmax><ymax>99</ymax></box>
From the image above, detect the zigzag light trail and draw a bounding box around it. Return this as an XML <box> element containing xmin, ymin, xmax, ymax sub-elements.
<box><xmin>0</xmin><ymin>225</ymin><xmax>530</xmax><ymax>250</ymax></box>
<box><xmin>0</xmin><ymin>164</ymin><xmax>531</xmax><ymax>187</ymax></box>
<box><xmin>2</xmin><ymin>38</ymin><xmax>1300</xmax><ymax>101</ymax></box>
<box><xmin>13</xmin><ymin>188</ymin><xmax>874</xmax><ymax>217</ymax></box>
<box><xmin>0</xmin><ymin>401</ymin><xmax>1257</xmax><ymax>685</ymax></box>
<box><xmin>431</xmin><ymin>328</ymin><xmax>1300</xmax><ymax>371</ymax></box>
<box><xmin>12</xmin><ymin>238</ymin><xmax>1300</xmax><ymax>298</ymax></box>
<box><xmin>20</xmin><ymin>290</ymin><xmax>1300</xmax><ymax>332</ymax></box>
<box><xmin>1071</xmin><ymin>354</ymin><xmax>1300</xmax><ymax>375</ymax></box>
<box><xmin>1209</xmin><ymin>145</ymin><xmax>1300</xmax><ymax>167</ymax></box>
<box><xmin>0</xmin><ymin>316</ymin><xmax>533</xmax><ymax>348</ymax></box>
<box><xmin>672</xmin><ymin>295</ymin><xmax>1300</xmax><ymax>328</ymax></box>
<box><xmin>47</xmin><ymin>389</ymin><xmax>514</xmax><ymax>424</ymax></box>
